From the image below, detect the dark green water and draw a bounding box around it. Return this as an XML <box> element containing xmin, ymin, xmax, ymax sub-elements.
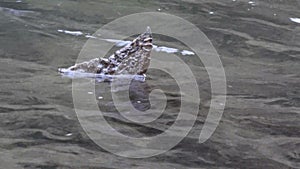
<box><xmin>0</xmin><ymin>0</ymin><xmax>300</xmax><ymax>168</ymax></box>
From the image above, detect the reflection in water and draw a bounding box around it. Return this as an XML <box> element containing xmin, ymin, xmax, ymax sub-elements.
<box><xmin>94</xmin><ymin>70</ymin><xmax>180</xmax><ymax>138</ymax></box>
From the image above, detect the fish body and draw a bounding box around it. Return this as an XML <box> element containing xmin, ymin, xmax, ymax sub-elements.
<box><xmin>59</xmin><ymin>27</ymin><xmax>153</xmax><ymax>76</ymax></box>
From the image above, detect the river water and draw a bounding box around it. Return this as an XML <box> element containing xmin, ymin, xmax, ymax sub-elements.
<box><xmin>0</xmin><ymin>0</ymin><xmax>300</xmax><ymax>168</ymax></box>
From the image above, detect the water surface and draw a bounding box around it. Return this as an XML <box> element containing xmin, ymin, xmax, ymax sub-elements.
<box><xmin>0</xmin><ymin>0</ymin><xmax>300</xmax><ymax>168</ymax></box>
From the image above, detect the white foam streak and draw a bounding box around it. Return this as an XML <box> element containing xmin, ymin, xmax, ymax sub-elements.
<box><xmin>153</xmin><ymin>45</ymin><xmax>179</xmax><ymax>53</ymax></box>
<box><xmin>85</xmin><ymin>35</ymin><xmax>97</xmax><ymax>39</ymax></box>
<box><xmin>290</xmin><ymin>18</ymin><xmax>300</xmax><ymax>24</ymax></box>
<box><xmin>57</xmin><ymin>29</ymin><xmax>83</xmax><ymax>36</ymax></box>
<box><xmin>104</xmin><ymin>39</ymin><xmax>132</xmax><ymax>47</ymax></box>
<box><xmin>181</xmin><ymin>50</ymin><xmax>195</xmax><ymax>56</ymax></box>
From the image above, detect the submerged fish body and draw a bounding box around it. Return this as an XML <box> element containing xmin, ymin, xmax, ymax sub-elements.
<box><xmin>59</xmin><ymin>27</ymin><xmax>153</xmax><ymax>76</ymax></box>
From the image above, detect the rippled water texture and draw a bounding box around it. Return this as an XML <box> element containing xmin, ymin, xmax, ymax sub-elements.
<box><xmin>0</xmin><ymin>0</ymin><xmax>300</xmax><ymax>168</ymax></box>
